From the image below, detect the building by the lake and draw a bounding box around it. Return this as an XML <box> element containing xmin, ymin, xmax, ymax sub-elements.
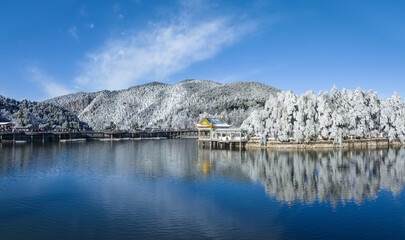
<box><xmin>194</xmin><ymin>116</ymin><xmax>247</xmax><ymax>149</ymax></box>
<box><xmin>0</xmin><ymin>122</ymin><xmax>14</xmax><ymax>132</ymax></box>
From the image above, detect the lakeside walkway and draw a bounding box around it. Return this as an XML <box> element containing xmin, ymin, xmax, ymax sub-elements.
<box><xmin>0</xmin><ymin>129</ymin><xmax>198</xmax><ymax>143</ymax></box>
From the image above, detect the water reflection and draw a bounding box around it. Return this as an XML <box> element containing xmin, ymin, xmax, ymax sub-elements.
<box><xmin>198</xmin><ymin>148</ymin><xmax>405</xmax><ymax>204</ymax></box>
<box><xmin>0</xmin><ymin>140</ymin><xmax>199</xmax><ymax>180</ymax></box>
<box><xmin>1</xmin><ymin>141</ymin><xmax>405</xmax><ymax>205</ymax></box>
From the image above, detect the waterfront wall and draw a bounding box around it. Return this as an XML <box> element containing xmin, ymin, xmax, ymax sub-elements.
<box><xmin>0</xmin><ymin>130</ymin><xmax>198</xmax><ymax>142</ymax></box>
<box><xmin>246</xmin><ymin>137</ymin><xmax>404</xmax><ymax>149</ymax></box>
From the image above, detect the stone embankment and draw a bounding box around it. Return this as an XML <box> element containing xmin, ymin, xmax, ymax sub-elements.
<box><xmin>246</xmin><ymin>137</ymin><xmax>403</xmax><ymax>149</ymax></box>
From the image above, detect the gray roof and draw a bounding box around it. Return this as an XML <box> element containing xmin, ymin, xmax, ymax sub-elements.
<box><xmin>205</xmin><ymin>118</ymin><xmax>231</xmax><ymax>128</ymax></box>
<box><xmin>206</xmin><ymin>118</ymin><xmax>226</xmax><ymax>125</ymax></box>
<box><xmin>195</xmin><ymin>117</ymin><xmax>231</xmax><ymax>128</ymax></box>
<box><xmin>212</xmin><ymin>128</ymin><xmax>245</xmax><ymax>132</ymax></box>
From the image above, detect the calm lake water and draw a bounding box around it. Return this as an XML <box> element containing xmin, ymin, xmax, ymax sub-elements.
<box><xmin>1</xmin><ymin>139</ymin><xmax>405</xmax><ymax>239</ymax></box>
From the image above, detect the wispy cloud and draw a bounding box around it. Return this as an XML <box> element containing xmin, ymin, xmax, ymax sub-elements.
<box><xmin>27</xmin><ymin>67</ymin><xmax>71</xmax><ymax>99</ymax></box>
<box><xmin>113</xmin><ymin>3</ymin><xmax>124</xmax><ymax>20</ymax></box>
<box><xmin>79</xmin><ymin>4</ymin><xmax>88</xmax><ymax>17</ymax></box>
<box><xmin>75</xmin><ymin>14</ymin><xmax>254</xmax><ymax>91</ymax></box>
<box><xmin>86</xmin><ymin>23</ymin><xmax>94</xmax><ymax>29</ymax></box>
<box><xmin>68</xmin><ymin>26</ymin><xmax>79</xmax><ymax>40</ymax></box>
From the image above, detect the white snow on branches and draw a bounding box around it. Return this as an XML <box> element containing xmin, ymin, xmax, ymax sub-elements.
<box><xmin>242</xmin><ymin>86</ymin><xmax>405</xmax><ymax>143</ymax></box>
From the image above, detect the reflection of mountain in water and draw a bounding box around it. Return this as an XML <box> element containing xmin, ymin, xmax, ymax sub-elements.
<box><xmin>1</xmin><ymin>140</ymin><xmax>405</xmax><ymax>205</ymax></box>
<box><xmin>198</xmin><ymin>148</ymin><xmax>405</xmax><ymax>204</ymax></box>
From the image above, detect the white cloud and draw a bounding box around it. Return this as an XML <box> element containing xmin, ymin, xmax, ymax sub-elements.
<box><xmin>75</xmin><ymin>16</ymin><xmax>254</xmax><ymax>91</ymax></box>
<box><xmin>68</xmin><ymin>26</ymin><xmax>79</xmax><ymax>40</ymax></box>
<box><xmin>27</xmin><ymin>67</ymin><xmax>71</xmax><ymax>99</ymax></box>
<box><xmin>86</xmin><ymin>23</ymin><xmax>95</xmax><ymax>29</ymax></box>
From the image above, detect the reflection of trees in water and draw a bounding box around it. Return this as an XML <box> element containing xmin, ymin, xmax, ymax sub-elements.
<box><xmin>2</xmin><ymin>141</ymin><xmax>405</xmax><ymax>205</ymax></box>
<box><xmin>0</xmin><ymin>140</ymin><xmax>200</xmax><ymax>179</ymax></box>
<box><xmin>200</xmin><ymin>148</ymin><xmax>405</xmax><ymax>204</ymax></box>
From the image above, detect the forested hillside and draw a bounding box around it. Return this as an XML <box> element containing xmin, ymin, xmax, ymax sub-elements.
<box><xmin>45</xmin><ymin>80</ymin><xmax>279</xmax><ymax>130</ymax></box>
<box><xmin>0</xmin><ymin>95</ymin><xmax>90</xmax><ymax>130</ymax></box>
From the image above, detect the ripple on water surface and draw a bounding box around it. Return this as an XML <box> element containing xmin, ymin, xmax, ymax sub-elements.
<box><xmin>1</xmin><ymin>140</ymin><xmax>405</xmax><ymax>239</ymax></box>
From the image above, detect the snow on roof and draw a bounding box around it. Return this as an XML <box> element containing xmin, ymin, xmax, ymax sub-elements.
<box><xmin>212</xmin><ymin>128</ymin><xmax>245</xmax><ymax>132</ymax></box>
<box><xmin>195</xmin><ymin>117</ymin><xmax>231</xmax><ymax>128</ymax></box>
<box><xmin>206</xmin><ymin>118</ymin><xmax>230</xmax><ymax>127</ymax></box>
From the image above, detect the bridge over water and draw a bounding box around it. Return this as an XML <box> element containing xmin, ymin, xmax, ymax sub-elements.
<box><xmin>0</xmin><ymin>130</ymin><xmax>198</xmax><ymax>143</ymax></box>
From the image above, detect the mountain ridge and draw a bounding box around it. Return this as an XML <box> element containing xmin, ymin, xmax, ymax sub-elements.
<box><xmin>43</xmin><ymin>79</ymin><xmax>280</xmax><ymax>130</ymax></box>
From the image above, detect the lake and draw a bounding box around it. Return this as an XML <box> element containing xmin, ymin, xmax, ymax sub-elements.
<box><xmin>1</xmin><ymin>139</ymin><xmax>405</xmax><ymax>239</ymax></box>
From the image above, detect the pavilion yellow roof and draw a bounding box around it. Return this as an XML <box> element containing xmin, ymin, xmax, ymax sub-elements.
<box><xmin>194</xmin><ymin>116</ymin><xmax>231</xmax><ymax>129</ymax></box>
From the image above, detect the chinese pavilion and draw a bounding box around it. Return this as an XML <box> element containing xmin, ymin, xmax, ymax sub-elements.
<box><xmin>194</xmin><ymin>116</ymin><xmax>247</xmax><ymax>150</ymax></box>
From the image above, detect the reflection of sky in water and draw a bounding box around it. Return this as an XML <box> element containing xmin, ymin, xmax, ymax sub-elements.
<box><xmin>199</xmin><ymin>148</ymin><xmax>405</xmax><ymax>205</ymax></box>
<box><xmin>1</xmin><ymin>140</ymin><xmax>405</xmax><ymax>239</ymax></box>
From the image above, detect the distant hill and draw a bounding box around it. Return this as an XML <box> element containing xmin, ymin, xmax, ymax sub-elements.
<box><xmin>44</xmin><ymin>80</ymin><xmax>280</xmax><ymax>130</ymax></box>
<box><xmin>0</xmin><ymin>95</ymin><xmax>89</xmax><ymax>130</ymax></box>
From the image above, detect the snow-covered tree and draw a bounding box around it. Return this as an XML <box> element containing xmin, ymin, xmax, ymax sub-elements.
<box><xmin>366</xmin><ymin>90</ymin><xmax>381</xmax><ymax>137</ymax></box>
<box><xmin>301</xmin><ymin>91</ymin><xmax>318</xmax><ymax>143</ymax></box>
<box><xmin>317</xmin><ymin>91</ymin><xmax>333</xmax><ymax>139</ymax></box>
<box><xmin>242</xmin><ymin>85</ymin><xmax>405</xmax><ymax>144</ymax></box>
<box><xmin>346</xmin><ymin>88</ymin><xmax>370</xmax><ymax>137</ymax></box>
<box><xmin>329</xmin><ymin>86</ymin><xmax>348</xmax><ymax>144</ymax></box>
<box><xmin>381</xmin><ymin>92</ymin><xmax>405</xmax><ymax>142</ymax></box>
<box><xmin>275</xmin><ymin>91</ymin><xmax>297</xmax><ymax>142</ymax></box>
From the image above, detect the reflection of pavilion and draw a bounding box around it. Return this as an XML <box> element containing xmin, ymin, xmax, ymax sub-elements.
<box><xmin>197</xmin><ymin>147</ymin><xmax>405</xmax><ymax>205</ymax></box>
<box><xmin>194</xmin><ymin>116</ymin><xmax>247</xmax><ymax>150</ymax></box>
<box><xmin>197</xmin><ymin>148</ymin><xmax>250</xmax><ymax>181</ymax></box>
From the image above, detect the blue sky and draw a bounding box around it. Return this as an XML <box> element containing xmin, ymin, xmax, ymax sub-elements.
<box><xmin>0</xmin><ymin>0</ymin><xmax>404</xmax><ymax>100</ymax></box>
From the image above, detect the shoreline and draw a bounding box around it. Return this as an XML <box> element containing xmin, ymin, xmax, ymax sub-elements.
<box><xmin>2</xmin><ymin>132</ymin><xmax>404</xmax><ymax>150</ymax></box>
<box><xmin>0</xmin><ymin>130</ymin><xmax>198</xmax><ymax>143</ymax></box>
<box><xmin>246</xmin><ymin>137</ymin><xmax>404</xmax><ymax>149</ymax></box>
<box><xmin>0</xmin><ymin>136</ymin><xmax>196</xmax><ymax>143</ymax></box>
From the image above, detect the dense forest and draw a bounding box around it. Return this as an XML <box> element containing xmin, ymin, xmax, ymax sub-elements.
<box><xmin>0</xmin><ymin>95</ymin><xmax>89</xmax><ymax>131</ymax></box>
<box><xmin>44</xmin><ymin>80</ymin><xmax>278</xmax><ymax>130</ymax></box>
<box><xmin>242</xmin><ymin>86</ymin><xmax>405</xmax><ymax>144</ymax></box>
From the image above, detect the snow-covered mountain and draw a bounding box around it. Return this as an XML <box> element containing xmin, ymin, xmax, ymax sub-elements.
<box><xmin>44</xmin><ymin>80</ymin><xmax>279</xmax><ymax>130</ymax></box>
<box><xmin>0</xmin><ymin>95</ymin><xmax>89</xmax><ymax>130</ymax></box>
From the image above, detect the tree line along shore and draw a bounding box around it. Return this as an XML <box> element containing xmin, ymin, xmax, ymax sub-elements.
<box><xmin>242</xmin><ymin>86</ymin><xmax>405</xmax><ymax>147</ymax></box>
<box><xmin>2</xmin><ymin>81</ymin><xmax>405</xmax><ymax>148</ymax></box>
